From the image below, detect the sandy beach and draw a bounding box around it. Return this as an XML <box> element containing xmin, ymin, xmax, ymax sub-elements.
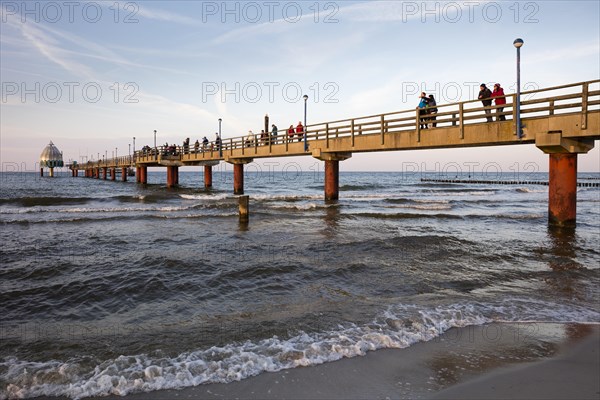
<box><xmin>43</xmin><ymin>322</ymin><xmax>594</xmax><ymax>400</ymax></box>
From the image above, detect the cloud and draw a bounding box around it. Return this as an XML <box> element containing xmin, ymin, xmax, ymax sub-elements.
<box><xmin>136</xmin><ymin>4</ymin><xmax>200</xmax><ymax>25</ymax></box>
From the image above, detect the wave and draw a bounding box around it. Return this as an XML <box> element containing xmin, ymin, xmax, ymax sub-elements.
<box><xmin>516</xmin><ymin>187</ymin><xmax>547</xmax><ymax>193</ymax></box>
<box><xmin>0</xmin><ymin>196</ymin><xmax>95</xmax><ymax>207</ymax></box>
<box><xmin>0</xmin><ymin>194</ymin><xmax>173</xmax><ymax>209</ymax></box>
<box><xmin>420</xmin><ymin>190</ymin><xmax>496</xmax><ymax>196</ymax></box>
<box><xmin>2</xmin><ymin>300</ymin><xmax>597</xmax><ymax>400</ymax></box>
<box><xmin>352</xmin><ymin>212</ymin><xmax>463</xmax><ymax>220</ymax></box>
<box><xmin>179</xmin><ymin>194</ymin><xmax>229</xmax><ymax>201</ymax></box>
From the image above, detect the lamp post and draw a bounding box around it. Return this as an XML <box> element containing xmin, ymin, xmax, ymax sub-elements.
<box><xmin>154</xmin><ymin>130</ymin><xmax>157</xmax><ymax>149</ymax></box>
<box><xmin>133</xmin><ymin>137</ymin><xmax>136</xmax><ymax>153</ymax></box>
<box><xmin>514</xmin><ymin>38</ymin><xmax>524</xmax><ymax>138</ymax></box>
<box><xmin>218</xmin><ymin>118</ymin><xmax>222</xmax><ymax>157</ymax></box>
<box><xmin>303</xmin><ymin>94</ymin><xmax>308</xmax><ymax>151</ymax></box>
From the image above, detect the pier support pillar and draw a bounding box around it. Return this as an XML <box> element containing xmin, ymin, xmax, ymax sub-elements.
<box><xmin>324</xmin><ymin>160</ymin><xmax>339</xmax><ymax>201</ymax></box>
<box><xmin>139</xmin><ymin>166</ymin><xmax>147</xmax><ymax>184</ymax></box>
<box><xmin>102</xmin><ymin>167</ymin><xmax>107</xmax><ymax>180</ymax></box>
<box><xmin>233</xmin><ymin>164</ymin><xmax>244</xmax><ymax>194</ymax></box>
<box><xmin>548</xmin><ymin>153</ymin><xmax>578</xmax><ymax>227</ymax></box>
<box><xmin>312</xmin><ymin>150</ymin><xmax>352</xmax><ymax>202</ymax></box>
<box><xmin>121</xmin><ymin>167</ymin><xmax>127</xmax><ymax>182</ymax></box>
<box><xmin>49</xmin><ymin>168</ymin><xmax>54</xmax><ymax>178</ymax></box>
<box><xmin>111</xmin><ymin>168</ymin><xmax>116</xmax><ymax>181</ymax></box>
<box><xmin>536</xmin><ymin>134</ymin><xmax>595</xmax><ymax>228</ymax></box>
<box><xmin>96</xmin><ymin>167</ymin><xmax>100</xmax><ymax>179</ymax></box>
<box><xmin>166</xmin><ymin>166</ymin><xmax>178</xmax><ymax>188</ymax></box>
<box><xmin>204</xmin><ymin>165</ymin><xmax>213</xmax><ymax>188</ymax></box>
<box><xmin>225</xmin><ymin>158</ymin><xmax>253</xmax><ymax>195</ymax></box>
<box><xmin>40</xmin><ymin>168</ymin><xmax>44</xmax><ymax>177</ymax></box>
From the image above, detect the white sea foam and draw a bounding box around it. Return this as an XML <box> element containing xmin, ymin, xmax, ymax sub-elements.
<box><xmin>3</xmin><ymin>300</ymin><xmax>598</xmax><ymax>400</ymax></box>
<box><xmin>273</xmin><ymin>203</ymin><xmax>323</xmax><ymax>210</ymax></box>
<box><xmin>250</xmin><ymin>194</ymin><xmax>323</xmax><ymax>201</ymax></box>
<box><xmin>179</xmin><ymin>194</ymin><xmax>229</xmax><ymax>201</ymax></box>
<box><xmin>516</xmin><ymin>187</ymin><xmax>547</xmax><ymax>193</ymax></box>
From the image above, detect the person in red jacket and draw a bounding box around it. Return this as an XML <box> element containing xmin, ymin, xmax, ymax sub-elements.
<box><xmin>296</xmin><ymin>121</ymin><xmax>304</xmax><ymax>142</ymax></box>
<box><xmin>491</xmin><ymin>83</ymin><xmax>507</xmax><ymax>121</ymax></box>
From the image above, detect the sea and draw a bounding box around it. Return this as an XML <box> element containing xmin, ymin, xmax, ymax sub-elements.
<box><xmin>1</xmin><ymin>169</ymin><xmax>599</xmax><ymax>399</ymax></box>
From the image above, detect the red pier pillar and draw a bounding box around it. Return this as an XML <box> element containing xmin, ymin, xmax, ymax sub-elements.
<box><xmin>102</xmin><ymin>167</ymin><xmax>107</xmax><ymax>180</ymax></box>
<box><xmin>233</xmin><ymin>163</ymin><xmax>244</xmax><ymax>194</ymax></box>
<box><xmin>204</xmin><ymin>165</ymin><xmax>213</xmax><ymax>188</ymax></box>
<box><xmin>167</xmin><ymin>166</ymin><xmax>178</xmax><ymax>188</ymax></box>
<box><xmin>139</xmin><ymin>166</ymin><xmax>147</xmax><ymax>184</ymax></box>
<box><xmin>40</xmin><ymin>168</ymin><xmax>44</xmax><ymax>177</ymax></box>
<box><xmin>111</xmin><ymin>168</ymin><xmax>116</xmax><ymax>181</ymax></box>
<box><xmin>324</xmin><ymin>160</ymin><xmax>339</xmax><ymax>201</ymax></box>
<box><xmin>548</xmin><ymin>153</ymin><xmax>577</xmax><ymax>227</ymax></box>
<box><xmin>121</xmin><ymin>167</ymin><xmax>127</xmax><ymax>182</ymax></box>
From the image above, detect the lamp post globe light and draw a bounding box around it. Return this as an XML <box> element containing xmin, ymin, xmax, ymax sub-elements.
<box><xmin>303</xmin><ymin>94</ymin><xmax>308</xmax><ymax>151</ymax></box>
<box><xmin>514</xmin><ymin>38</ymin><xmax>524</xmax><ymax>138</ymax></box>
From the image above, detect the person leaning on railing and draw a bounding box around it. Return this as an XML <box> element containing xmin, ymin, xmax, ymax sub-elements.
<box><xmin>491</xmin><ymin>83</ymin><xmax>506</xmax><ymax>121</ymax></box>
<box><xmin>296</xmin><ymin>121</ymin><xmax>304</xmax><ymax>142</ymax></box>
<box><xmin>417</xmin><ymin>92</ymin><xmax>429</xmax><ymax>129</ymax></box>
<box><xmin>478</xmin><ymin>83</ymin><xmax>493</xmax><ymax>122</ymax></box>
<box><xmin>427</xmin><ymin>94</ymin><xmax>438</xmax><ymax>128</ymax></box>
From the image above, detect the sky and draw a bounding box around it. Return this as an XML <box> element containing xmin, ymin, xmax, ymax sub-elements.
<box><xmin>1</xmin><ymin>0</ymin><xmax>599</xmax><ymax>174</ymax></box>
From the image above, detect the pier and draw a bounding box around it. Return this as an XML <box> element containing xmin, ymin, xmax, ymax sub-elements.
<box><xmin>69</xmin><ymin>80</ymin><xmax>600</xmax><ymax>227</ymax></box>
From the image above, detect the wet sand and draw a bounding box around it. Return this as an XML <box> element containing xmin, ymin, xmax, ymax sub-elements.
<box><xmin>43</xmin><ymin>322</ymin><xmax>599</xmax><ymax>400</ymax></box>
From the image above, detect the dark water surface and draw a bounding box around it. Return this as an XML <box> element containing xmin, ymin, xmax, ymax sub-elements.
<box><xmin>1</xmin><ymin>170</ymin><xmax>599</xmax><ymax>399</ymax></box>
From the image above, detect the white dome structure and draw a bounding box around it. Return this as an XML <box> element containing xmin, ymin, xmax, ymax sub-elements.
<box><xmin>39</xmin><ymin>141</ymin><xmax>64</xmax><ymax>177</ymax></box>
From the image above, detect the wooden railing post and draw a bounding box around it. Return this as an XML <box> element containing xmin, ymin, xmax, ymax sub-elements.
<box><xmin>581</xmin><ymin>82</ymin><xmax>588</xmax><ymax>129</ymax></box>
<box><xmin>415</xmin><ymin>108</ymin><xmax>421</xmax><ymax>143</ymax></box>
<box><xmin>459</xmin><ymin>103</ymin><xmax>464</xmax><ymax>139</ymax></box>
<box><xmin>549</xmin><ymin>100</ymin><xmax>555</xmax><ymax>115</ymax></box>
<box><xmin>380</xmin><ymin>115</ymin><xmax>385</xmax><ymax>145</ymax></box>
<box><xmin>326</xmin><ymin>123</ymin><xmax>330</xmax><ymax>149</ymax></box>
<box><xmin>351</xmin><ymin>119</ymin><xmax>355</xmax><ymax>147</ymax></box>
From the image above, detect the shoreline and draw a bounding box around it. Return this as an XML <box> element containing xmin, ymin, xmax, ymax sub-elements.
<box><xmin>32</xmin><ymin>322</ymin><xmax>597</xmax><ymax>400</ymax></box>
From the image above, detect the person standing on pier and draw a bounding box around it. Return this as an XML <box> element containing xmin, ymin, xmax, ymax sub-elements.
<box><xmin>202</xmin><ymin>136</ymin><xmax>209</xmax><ymax>150</ymax></box>
<box><xmin>478</xmin><ymin>83</ymin><xmax>493</xmax><ymax>122</ymax></box>
<box><xmin>428</xmin><ymin>94</ymin><xmax>438</xmax><ymax>128</ymax></box>
<box><xmin>194</xmin><ymin>139</ymin><xmax>199</xmax><ymax>153</ymax></box>
<box><xmin>287</xmin><ymin>125</ymin><xmax>295</xmax><ymax>142</ymax></box>
<box><xmin>417</xmin><ymin>92</ymin><xmax>429</xmax><ymax>129</ymax></box>
<box><xmin>215</xmin><ymin>132</ymin><xmax>221</xmax><ymax>151</ymax></box>
<box><xmin>296</xmin><ymin>121</ymin><xmax>304</xmax><ymax>142</ymax></box>
<box><xmin>246</xmin><ymin>130</ymin><xmax>254</xmax><ymax>147</ymax></box>
<box><xmin>271</xmin><ymin>124</ymin><xmax>278</xmax><ymax>144</ymax></box>
<box><xmin>491</xmin><ymin>83</ymin><xmax>506</xmax><ymax>121</ymax></box>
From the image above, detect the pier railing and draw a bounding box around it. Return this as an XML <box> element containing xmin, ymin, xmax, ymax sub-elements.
<box><xmin>76</xmin><ymin>80</ymin><xmax>599</xmax><ymax>169</ymax></box>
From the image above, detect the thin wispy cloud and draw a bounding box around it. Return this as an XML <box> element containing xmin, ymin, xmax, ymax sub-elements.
<box><xmin>338</xmin><ymin>0</ymin><xmax>492</xmax><ymax>22</ymax></box>
<box><xmin>136</xmin><ymin>4</ymin><xmax>200</xmax><ymax>25</ymax></box>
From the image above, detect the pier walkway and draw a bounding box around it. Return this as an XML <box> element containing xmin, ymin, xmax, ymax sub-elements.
<box><xmin>68</xmin><ymin>80</ymin><xmax>600</xmax><ymax>227</ymax></box>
